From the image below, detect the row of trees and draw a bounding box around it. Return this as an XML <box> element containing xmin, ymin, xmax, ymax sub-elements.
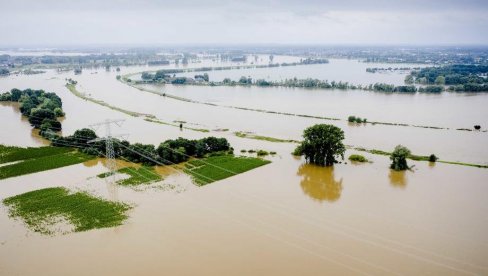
<box><xmin>49</xmin><ymin>128</ymin><xmax>232</xmax><ymax>166</ymax></box>
<box><xmin>0</xmin><ymin>88</ymin><xmax>64</xmax><ymax>131</ymax></box>
<box><xmin>138</xmin><ymin>59</ymin><xmax>329</xmax><ymax>84</ymax></box>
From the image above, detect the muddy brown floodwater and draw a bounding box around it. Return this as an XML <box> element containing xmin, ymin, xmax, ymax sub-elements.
<box><xmin>1</xmin><ymin>56</ymin><xmax>488</xmax><ymax>275</ymax></box>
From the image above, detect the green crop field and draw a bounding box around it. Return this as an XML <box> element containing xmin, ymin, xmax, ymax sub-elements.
<box><xmin>185</xmin><ymin>155</ymin><xmax>271</xmax><ymax>186</ymax></box>
<box><xmin>0</xmin><ymin>150</ymin><xmax>93</xmax><ymax>180</ymax></box>
<box><xmin>0</xmin><ymin>145</ymin><xmax>73</xmax><ymax>164</ymax></box>
<box><xmin>3</xmin><ymin>187</ymin><xmax>131</xmax><ymax>235</ymax></box>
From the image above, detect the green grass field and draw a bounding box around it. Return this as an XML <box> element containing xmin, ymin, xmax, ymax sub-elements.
<box><xmin>0</xmin><ymin>145</ymin><xmax>73</xmax><ymax>164</ymax></box>
<box><xmin>0</xmin><ymin>150</ymin><xmax>93</xmax><ymax>180</ymax></box>
<box><xmin>98</xmin><ymin>166</ymin><xmax>162</xmax><ymax>186</ymax></box>
<box><xmin>3</xmin><ymin>187</ymin><xmax>131</xmax><ymax>235</ymax></box>
<box><xmin>184</xmin><ymin>155</ymin><xmax>271</xmax><ymax>186</ymax></box>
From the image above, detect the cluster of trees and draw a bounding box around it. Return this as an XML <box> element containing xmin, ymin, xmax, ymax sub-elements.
<box><xmin>0</xmin><ymin>88</ymin><xmax>64</xmax><ymax>132</ymax></box>
<box><xmin>300</xmin><ymin>58</ymin><xmax>329</xmax><ymax>65</ymax></box>
<box><xmin>238</xmin><ymin>76</ymin><xmax>253</xmax><ymax>85</ymax></box>
<box><xmin>408</xmin><ymin>65</ymin><xmax>488</xmax><ymax>92</ymax></box>
<box><xmin>49</xmin><ymin>129</ymin><xmax>232</xmax><ymax>166</ymax></box>
<box><xmin>369</xmin><ymin>83</ymin><xmax>417</xmax><ymax>93</ymax></box>
<box><xmin>418</xmin><ymin>86</ymin><xmax>444</xmax><ymax>93</ymax></box>
<box><xmin>390</xmin><ymin>145</ymin><xmax>411</xmax><ymax>171</ymax></box>
<box><xmin>194</xmin><ymin>73</ymin><xmax>209</xmax><ymax>82</ymax></box>
<box><xmin>0</xmin><ymin>68</ymin><xmax>9</xmax><ymax>75</ymax></box>
<box><xmin>147</xmin><ymin>60</ymin><xmax>170</xmax><ymax>66</ymax></box>
<box><xmin>170</xmin><ymin>77</ymin><xmax>189</xmax><ymax>84</ymax></box>
<box><xmin>348</xmin><ymin>116</ymin><xmax>367</xmax><ymax>123</ymax></box>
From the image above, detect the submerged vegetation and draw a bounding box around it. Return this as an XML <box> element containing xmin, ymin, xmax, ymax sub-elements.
<box><xmin>234</xmin><ymin>131</ymin><xmax>298</xmax><ymax>143</ymax></box>
<box><xmin>408</xmin><ymin>65</ymin><xmax>488</xmax><ymax>92</ymax></box>
<box><xmin>184</xmin><ymin>155</ymin><xmax>271</xmax><ymax>186</ymax></box>
<box><xmin>348</xmin><ymin>154</ymin><xmax>368</xmax><ymax>163</ymax></box>
<box><xmin>3</xmin><ymin>187</ymin><xmax>131</xmax><ymax>235</ymax></box>
<box><xmin>0</xmin><ymin>88</ymin><xmax>64</xmax><ymax>132</ymax></box>
<box><xmin>98</xmin><ymin>166</ymin><xmax>162</xmax><ymax>186</ymax></box>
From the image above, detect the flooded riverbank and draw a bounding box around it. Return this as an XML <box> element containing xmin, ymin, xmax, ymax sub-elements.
<box><xmin>1</xmin><ymin>56</ymin><xmax>488</xmax><ymax>275</ymax></box>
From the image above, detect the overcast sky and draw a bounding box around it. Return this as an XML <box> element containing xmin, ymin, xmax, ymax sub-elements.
<box><xmin>1</xmin><ymin>0</ymin><xmax>487</xmax><ymax>46</ymax></box>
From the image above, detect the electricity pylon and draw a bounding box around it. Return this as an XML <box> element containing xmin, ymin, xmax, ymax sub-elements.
<box><xmin>88</xmin><ymin>119</ymin><xmax>126</xmax><ymax>183</ymax></box>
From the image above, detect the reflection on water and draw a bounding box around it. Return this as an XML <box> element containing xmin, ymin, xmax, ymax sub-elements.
<box><xmin>389</xmin><ymin>170</ymin><xmax>408</xmax><ymax>188</ymax></box>
<box><xmin>297</xmin><ymin>163</ymin><xmax>343</xmax><ymax>203</ymax></box>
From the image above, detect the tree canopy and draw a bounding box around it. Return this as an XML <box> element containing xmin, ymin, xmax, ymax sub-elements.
<box><xmin>390</xmin><ymin>145</ymin><xmax>411</xmax><ymax>171</ymax></box>
<box><xmin>294</xmin><ymin>124</ymin><xmax>345</xmax><ymax>166</ymax></box>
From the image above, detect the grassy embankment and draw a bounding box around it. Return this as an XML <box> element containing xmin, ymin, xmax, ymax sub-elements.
<box><xmin>98</xmin><ymin>166</ymin><xmax>162</xmax><ymax>186</ymax></box>
<box><xmin>353</xmin><ymin>147</ymin><xmax>488</xmax><ymax>168</ymax></box>
<box><xmin>3</xmin><ymin>187</ymin><xmax>131</xmax><ymax>235</ymax></box>
<box><xmin>66</xmin><ymin>83</ymin><xmax>209</xmax><ymax>133</ymax></box>
<box><xmin>184</xmin><ymin>155</ymin><xmax>271</xmax><ymax>186</ymax></box>
<box><xmin>234</xmin><ymin>131</ymin><xmax>298</xmax><ymax>143</ymax></box>
<box><xmin>0</xmin><ymin>145</ymin><xmax>94</xmax><ymax>180</ymax></box>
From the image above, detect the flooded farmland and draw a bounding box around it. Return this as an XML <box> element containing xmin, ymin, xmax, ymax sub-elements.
<box><xmin>1</xmin><ymin>54</ymin><xmax>488</xmax><ymax>275</ymax></box>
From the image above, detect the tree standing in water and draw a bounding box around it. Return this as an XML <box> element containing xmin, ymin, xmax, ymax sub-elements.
<box><xmin>390</xmin><ymin>145</ymin><xmax>411</xmax><ymax>171</ymax></box>
<box><xmin>293</xmin><ymin>124</ymin><xmax>345</xmax><ymax>166</ymax></box>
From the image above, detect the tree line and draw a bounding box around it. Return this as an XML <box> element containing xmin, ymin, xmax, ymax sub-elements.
<box><xmin>48</xmin><ymin>128</ymin><xmax>233</xmax><ymax>166</ymax></box>
<box><xmin>407</xmin><ymin>64</ymin><xmax>488</xmax><ymax>92</ymax></box>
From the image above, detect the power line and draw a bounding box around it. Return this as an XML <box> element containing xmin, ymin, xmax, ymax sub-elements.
<box><xmin>88</xmin><ymin>119</ymin><xmax>126</xmax><ymax>184</ymax></box>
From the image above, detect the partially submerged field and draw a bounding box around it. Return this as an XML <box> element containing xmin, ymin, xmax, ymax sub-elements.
<box><xmin>0</xmin><ymin>145</ymin><xmax>94</xmax><ymax>180</ymax></box>
<box><xmin>98</xmin><ymin>166</ymin><xmax>163</xmax><ymax>186</ymax></box>
<box><xmin>3</xmin><ymin>187</ymin><xmax>131</xmax><ymax>235</ymax></box>
<box><xmin>185</xmin><ymin>155</ymin><xmax>271</xmax><ymax>185</ymax></box>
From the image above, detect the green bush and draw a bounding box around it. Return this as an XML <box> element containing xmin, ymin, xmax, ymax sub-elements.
<box><xmin>429</xmin><ymin>154</ymin><xmax>438</xmax><ymax>162</ymax></box>
<box><xmin>390</xmin><ymin>145</ymin><xmax>411</xmax><ymax>171</ymax></box>
<box><xmin>348</xmin><ymin>154</ymin><xmax>368</xmax><ymax>162</ymax></box>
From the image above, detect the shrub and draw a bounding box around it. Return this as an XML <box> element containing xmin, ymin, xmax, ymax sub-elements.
<box><xmin>429</xmin><ymin>154</ymin><xmax>438</xmax><ymax>162</ymax></box>
<box><xmin>348</xmin><ymin>115</ymin><xmax>356</xmax><ymax>122</ymax></box>
<box><xmin>474</xmin><ymin>125</ymin><xmax>481</xmax><ymax>130</ymax></box>
<box><xmin>390</xmin><ymin>145</ymin><xmax>411</xmax><ymax>171</ymax></box>
<box><xmin>348</xmin><ymin>154</ymin><xmax>368</xmax><ymax>162</ymax></box>
<box><xmin>257</xmin><ymin>150</ymin><xmax>269</xmax><ymax>156</ymax></box>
